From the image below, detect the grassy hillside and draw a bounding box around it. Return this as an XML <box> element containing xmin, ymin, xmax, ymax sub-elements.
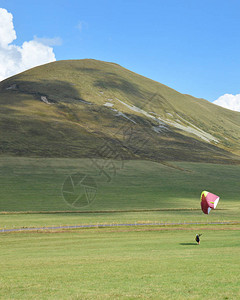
<box><xmin>0</xmin><ymin>59</ymin><xmax>239</xmax><ymax>163</ymax></box>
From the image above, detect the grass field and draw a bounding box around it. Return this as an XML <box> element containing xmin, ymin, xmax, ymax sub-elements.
<box><xmin>0</xmin><ymin>157</ymin><xmax>239</xmax><ymax>299</ymax></box>
<box><xmin>1</xmin><ymin>228</ymin><xmax>239</xmax><ymax>299</ymax></box>
<box><xmin>0</xmin><ymin>157</ymin><xmax>239</xmax><ymax>211</ymax></box>
<box><xmin>1</xmin><ymin>157</ymin><xmax>240</xmax><ymax>229</ymax></box>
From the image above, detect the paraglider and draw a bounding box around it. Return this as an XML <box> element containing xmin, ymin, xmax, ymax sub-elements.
<box><xmin>194</xmin><ymin>191</ymin><xmax>220</xmax><ymax>245</ymax></box>
<box><xmin>200</xmin><ymin>191</ymin><xmax>220</xmax><ymax>214</ymax></box>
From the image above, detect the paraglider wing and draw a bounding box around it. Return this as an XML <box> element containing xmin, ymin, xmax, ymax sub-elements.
<box><xmin>200</xmin><ymin>191</ymin><xmax>220</xmax><ymax>214</ymax></box>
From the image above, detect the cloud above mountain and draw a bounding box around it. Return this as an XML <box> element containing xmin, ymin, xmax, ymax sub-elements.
<box><xmin>213</xmin><ymin>94</ymin><xmax>240</xmax><ymax>112</ymax></box>
<box><xmin>0</xmin><ymin>8</ymin><xmax>57</xmax><ymax>81</ymax></box>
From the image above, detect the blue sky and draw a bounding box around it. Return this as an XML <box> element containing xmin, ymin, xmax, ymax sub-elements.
<box><xmin>1</xmin><ymin>0</ymin><xmax>240</xmax><ymax>110</ymax></box>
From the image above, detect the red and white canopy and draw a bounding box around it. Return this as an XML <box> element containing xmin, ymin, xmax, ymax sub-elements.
<box><xmin>200</xmin><ymin>191</ymin><xmax>220</xmax><ymax>214</ymax></box>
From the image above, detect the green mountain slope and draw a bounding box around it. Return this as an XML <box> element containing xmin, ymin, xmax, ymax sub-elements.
<box><xmin>0</xmin><ymin>59</ymin><xmax>239</xmax><ymax>163</ymax></box>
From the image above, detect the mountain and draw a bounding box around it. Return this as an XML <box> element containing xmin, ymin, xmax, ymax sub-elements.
<box><xmin>0</xmin><ymin>59</ymin><xmax>239</xmax><ymax>163</ymax></box>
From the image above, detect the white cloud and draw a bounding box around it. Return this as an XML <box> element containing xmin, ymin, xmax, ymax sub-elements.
<box><xmin>213</xmin><ymin>94</ymin><xmax>240</xmax><ymax>112</ymax></box>
<box><xmin>0</xmin><ymin>8</ymin><xmax>16</xmax><ymax>48</ymax></box>
<box><xmin>0</xmin><ymin>8</ymin><xmax>58</xmax><ymax>81</ymax></box>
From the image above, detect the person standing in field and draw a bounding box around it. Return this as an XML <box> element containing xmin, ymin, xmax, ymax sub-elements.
<box><xmin>195</xmin><ymin>234</ymin><xmax>202</xmax><ymax>245</ymax></box>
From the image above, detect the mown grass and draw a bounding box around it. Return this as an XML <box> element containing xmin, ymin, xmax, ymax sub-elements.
<box><xmin>0</xmin><ymin>228</ymin><xmax>239</xmax><ymax>299</ymax></box>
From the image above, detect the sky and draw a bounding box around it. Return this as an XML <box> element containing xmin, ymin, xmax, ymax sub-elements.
<box><xmin>1</xmin><ymin>0</ymin><xmax>240</xmax><ymax>111</ymax></box>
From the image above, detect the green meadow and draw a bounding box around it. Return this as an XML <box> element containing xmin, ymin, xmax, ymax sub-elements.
<box><xmin>0</xmin><ymin>157</ymin><xmax>239</xmax><ymax>299</ymax></box>
<box><xmin>0</xmin><ymin>157</ymin><xmax>240</xmax><ymax>229</ymax></box>
<box><xmin>0</xmin><ymin>157</ymin><xmax>239</xmax><ymax>211</ymax></box>
<box><xmin>1</xmin><ymin>228</ymin><xmax>239</xmax><ymax>299</ymax></box>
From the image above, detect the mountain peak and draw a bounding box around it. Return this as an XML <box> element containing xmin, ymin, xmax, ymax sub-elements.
<box><xmin>0</xmin><ymin>59</ymin><xmax>239</xmax><ymax>163</ymax></box>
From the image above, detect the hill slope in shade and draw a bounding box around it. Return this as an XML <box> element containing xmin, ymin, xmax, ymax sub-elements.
<box><xmin>0</xmin><ymin>59</ymin><xmax>239</xmax><ymax>163</ymax></box>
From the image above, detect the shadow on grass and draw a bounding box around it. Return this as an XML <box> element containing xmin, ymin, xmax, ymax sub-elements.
<box><xmin>179</xmin><ymin>243</ymin><xmax>197</xmax><ymax>246</ymax></box>
<box><xmin>94</xmin><ymin>75</ymin><xmax>143</xmax><ymax>98</ymax></box>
